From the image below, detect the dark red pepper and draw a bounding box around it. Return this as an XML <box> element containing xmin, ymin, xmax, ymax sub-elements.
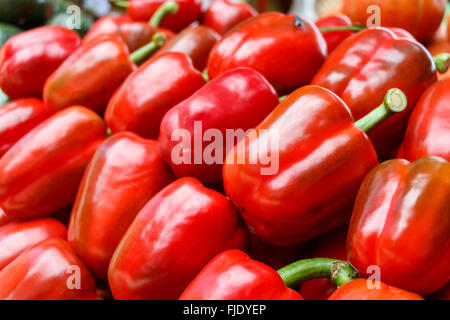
<box><xmin>207</xmin><ymin>13</ymin><xmax>327</xmax><ymax>94</ymax></box>
<box><xmin>68</xmin><ymin>132</ymin><xmax>174</xmax><ymax>279</ymax></box>
<box><xmin>108</xmin><ymin>178</ymin><xmax>248</xmax><ymax>300</ymax></box>
<box><xmin>0</xmin><ymin>106</ymin><xmax>107</xmax><ymax>220</ymax></box>
<box><xmin>347</xmin><ymin>156</ymin><xmax>449</xmax><ymax>295</ymax></box>
<box><xmin>315</xmin><ymin>14</ymin><xmax>354</xmax><ymax>55</ymax></box>
<box><xmin>311</xmin><ymin>27</ymin><xmax>440</xmax><ymax>156</ymax></box>
<box><xmin>154</xmin><ymin>25</ymin><xmax>221</xmax><ymax>71</ymax></box>
<box><xmin>158</xmin><ymin>67</ymin><xmax>279</xmax><ymax>186</ymax></box>
<box><xmin>0</xmin><ymin>26</ymin><xmax>80</xmax><ymax>99</ymax></box>
<box><xmin>106</xmin><ymin>52</ymin><xmax>206</xmax><ymax>139</ymax></box>
<box><xmin>202</xmin><ymin>0</ymin><xmax>258</xmax><ymax>36</ymax></box>
<box><xmin>0</xmin><ymin>98</ymin><xmax>49</xmax><ymax>157</ymax></box>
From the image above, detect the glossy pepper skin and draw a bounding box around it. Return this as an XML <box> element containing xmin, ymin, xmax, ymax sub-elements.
<box><xmin>127</xmin><ymin>0</ymin><xmax>202</xmax><ymax>32</ymax></box>
<box><xmin>0</xmin><ymin>26</ymin><xmax>80</xmax><ymax>99</ymax></box>
<box><xmin>68</xmin><ymin>132</ymin><xmax>174</xmax><ymax>279</ymax></box>
<box><xmin>328</xmin><ymin>279</ymin><xmax>423</xmax><ymax>300</ymax></box>
<box><xmin>315</xmin><ymin>14</ymin><xmax>353</xmax><ymax>55</ymax></box>
<box><xmin>348</xmin><ymin>157</ymin><xmax>450</xmax><ymax>295</ymax></box>
<box><xmin>300</xmin><ymin>227</ymin><xmax>348</xmax><ymax>300</ymax></box>
<box><xmin>202</xmin><ymin>0</ymin><xmax>258</xmax><ymax>36</ymax></box>
<box><xmin>0</xmin><ymin>218</ymin><xmax>67</xmax><ymax>271</ymax></box>
<box><xmin>44</xmin><ymin>34</ymin><xmax>135</xmax><ymax>114</ymax></box>
<box><xmin>0</xmin><ymin>106</ymin><xmax>107</xmax><ymax>220</ymax></box>
<box><xmin>223</xmin><ymin>85</ymin><xmax>378</xmax><ymax>246</ymax></box>
<box><xmin>158</xmin><ymin>67</ymin><xmax>279</xmax><ymax>186</ymax></box>
<box><xmin>106</xmin><ymin>52</ymin><xmax>205</xmax><ymax>139</ymax></box>
<box><xmin>312</xmin><ymin>27</ymin><xmax>437</xmax><ymax>156</ymax></box>
<box><xmin>0</xmin><ymin>209</ymin><xmax>13</xmax><ymax>227</ymax></box>
<box><xmin>0</xmin><ymin>98</ymin><xmax>49</xmax><ymax>157</ymax></box>
<box><xmin>180</xmin><ymin>250</ymin><xmax>303</xmax><ymax>300</ymax></box>
<box><xmin>399</xmin><ymin>78</ymin><xmax>450</xmax><ymax>161</ymax></box>
<box><xmin>84</xmin><ymin>15</ymin><xmax>173</xmax><ymax>53</ymax></box>
<box><xmin>343</xmin><ymin>0</ymin><xmax>447</xmax><ymax>43</ymax></box>
<box><xmin>108</xmin><ymin>178</ymin><xmax>248</xmax><ymax>300</ymax></box>
<box><xmin>0</xmin><ymin>238</ymin><xmax>97</xmax><ymax>300</ymax></box>
<box><xmin>154</xmin><ymin>26</ymin><xmax>220</xmax><ymax>71</ymax></box>
<box><xmin>207</xmin><ymin>13</ymin><xmax>327</xmax><ymax>94</ymax></box>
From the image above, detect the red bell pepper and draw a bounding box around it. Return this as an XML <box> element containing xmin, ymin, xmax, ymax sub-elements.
<box><xmin>117</xmin><ymin>0</ymin><xmax>202</xmax><ymax>32</ymax></box>
<box><xmin>312</xmin><ymin>27</ymin><xmax>441</xmax><ymax>156</ymax></box>
<box><xmin>0</xmin><ymin>238</ymin><xmax>97</xmax><ymax>300</ymax></box>
<box><xmin>300</xmin><ymin>227</ymin><xmax>348</xmax><ymax>300</ymax></box>
<box><xmin>399</xmin><ymin>78</ymin><xmax>450</xmax><ymax>161</ymax></box>
<box><xmin>158</xmin><ymin>67</ymin><xmax>279</xmax><ymax>186</ymax></box>
<box><xmin>0</xmin><ymin>98</ymin><xmax>49</xmax><ymax>157</ymax></box>
<box><xmin>429</xmin><ymin>283</ymin><xmax>450</xmax><ymax>300</ymax></box>
<box><xmin>342</xmin><ymin>0</ymin><xmax>447</xmax><ymax>43</ymax></box>
<box><xmin>0</xmin><ymin>218</ymin><xmax>67</xmax><ymax>271</ymax></box>
<box><xmin>180</xmin><ymin>250</ymin><xmax>303</xmax><ymax>300</ymax></box>
<box><xmin>223</xmin><ymin>86</ymin><xmax>408</xmax><ymax>246</ymax></box>
<box><xmin>68</xmin><ymin>132</ymin><xmax>174</xmax><ymax>279</ymax></box>
<box><xmin>106</xmin><ymin>52</ymin><xmax>205</xmax><ymax>139</ymax></box>
<box><xmin>0</xmin><ymin>26</ymin><xmax>80</xmax><ymax>99</ymax></box>
<box><xmin>181</xmin><ymin>251</ymin><xmax>423</xmax><ymax>300</ymax></box>
<box><xmin>108</xmin><ymin>177</ymin><xmax>248</xmax><ymax>300</ymax></box>
<box><xmin>315</xmin><ymin>14</ymin><xmax>354</xmax><ymax>55</ymax></box>
<box><xmin>44</xmin><ymin>33</ymin><xmax>166</xmax><ymax>114</ymax></box>
<box><xmin>328</xmin><ymin>279</ymin><xmax>424</xmax><ymax>300</ymax></box>
<box><xmin>207</xmin><ymin>13</ymin><xmax>327</xmax><ymax>94</ymax></box>
<box><xmin>0</xmin><ymin>209</ymin><xmax>13</xmax><ymax>227</ymax></box>
<box><xmin>83</xmin><ymin>1</ymin><xmax>177</xmax><ymax>52</ymax></box>
<box><xmin>0</xmin><ymin>106</ymin><xmax>107</xmax><ymax>220</ymax></box>
<box><xmin>154</xmin><ymin>26</ymin><xmax>221</xmax><ymax>71</ymax></box>
<box><xmin>347</xmin><ymin>156</ymin><xmax>449</xmax><ymax>295</ymax></box>
<box><xmin>202</xmin><ymin>0</ymin><xmax>258</xmax><ymax>36</ymax></box>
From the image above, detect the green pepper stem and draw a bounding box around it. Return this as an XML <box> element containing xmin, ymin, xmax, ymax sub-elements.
<box><xmin>149</xmin><ymin>1</ymin><xmax>179</xmax><ymax>26</ymax></box>
<box><xmin>355</xmin><ymin>88</ymin><xmax>408</xmax><ymax>133</ymax></box>
<box><xmin>279</xmin><ymin>95</ymin><xmax>287</xmax><ymax>102</ymax></box>
<box><xmin>109</xmin><ymin>0</ymin><xmax>128</xmax><ymax>8</ymax></box>
<box><xmin>319</xmin><ymin>25</ymin><xmax>366</xmax><ymax>33</ymax></box>
<box><xmin>278</xmin><ymin>258</ymin><xmax>359</xmax><ymax>288</ymax></box>
<box><xmin>434</xmin><ymin>53</ymin><xmax>450</xmax><ymax>74</ymax></box>
<box><xmin>202</xmin><ymin>69</ymin><xmax>210</xmax><ymax>82</ymax></box>
<box><xmin>129</xmin><ymin>33</ymin><xmax>166</xmax><ymax>65</ymax></box>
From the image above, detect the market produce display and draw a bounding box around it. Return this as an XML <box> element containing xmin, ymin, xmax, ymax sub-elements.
<box><xmin>0</xmin><ymin>0</ymin><xmax>448</xmax><ymax>302</ymax></box>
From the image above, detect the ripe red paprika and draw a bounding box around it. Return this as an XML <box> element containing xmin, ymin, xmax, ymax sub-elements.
<box><xmin>180</xmin><ymin>250</ymin><xmax>303</xmax><ymax>300</ymax></box>
<box><xmin>154</xmin><ymin>26</ymin><xmax>221</xmax><ymax>71</ymax></box>
<box><xmin>315</xmin><ymin>14</ymin><xmax>354</xmax><ymax>55</ymax></box>
<box><xmin>0</xmin><ymin>209</ymin><xmax>13</xmax><ymax>227</ymax></box>
<box><xmin>207</xmin><ymin>13</ymin><xmax>327</xmax><ymax>94</ymax></box>
<box><xmin>158</xmin><ymin>67</ymin><xmax>279</xmax><ymax>186</ymax></box>
<box><xmin>347</xmin><ymin>156</ymin><xmax>450</xmax><ymax>295</ymax></box>
<box><xmin>0</xmin><ymin>26</ymin><xmax>80</xmax><ymax>99</ymax></box>
<box><xmin>121</xmin><ymin>0</ymin><xmax>202</xmax><ymax>32</ymax></box>
<box><xmin>202</xmin><ymin>0</ymin><xmax>258</xmax><ymax>36</ymax></box>
<box><xmin>0</xmin><ymin>98</ymin><xmax>49</xmax><ymax>157</ymax></box>
<box><xmin>0</xmin><ymin>218</ymin><xmax>67</xmax><ymax>271</ymax></box>
<box><xmin>300</xmin><ymin>227</ymin><xmax>348</xmax><ymax>300</ymax></box>
<box><xmin>0</xmin><ymin>106</ymin><xmax>107</xmax><ymax>220</ymax></box>
<box><xmin>223</xmin><ymin>86</ymin><xmax>408</xmax><ymax>246</ymax></box>
<box><xmin>108</xmin><ymin>178</ymin><xmax>248</xmax><ymax>300</ymax></box>
<box><xmin>399</xmin><ymin>78</ymin><xmax>450</xmax><ymax>161</ymax></box>
<box><xmin>342</xmin><ymin>0</ymin><xmax>447</xmax><ymax>43</ymax></box>
<box><xmin>106</xmin><ymin>52</ymin><xmax>205</xmax><ymax>139</ymax></box>
<box><xmin>0</xmin><ymin>238</ymin><xmax>97</xmax><ymax>300</ymax></box>
<box><xmin>83</xmin><ymin>1</ymin><xmax>178</xmax><ymax>52</ymax></box>
<box><xmin>312</xmin><ymin>27</ymin><xmax>439</xmax><ymax>156</ymax></box>
<box><xmin>44</xmin><ymin>33</ymin><xmax>166</xmax><ymax>114</ymax></box>
<box><xmin>68</xmin><ymin>132</ymin><xmax>174</xmax><ymax>279</ymax></box>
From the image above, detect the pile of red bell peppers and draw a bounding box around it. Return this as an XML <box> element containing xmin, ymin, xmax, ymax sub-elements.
<box><xmin>0</xmin><ymin>0</ymin><xmax>448</xmax><ymax>301</ymax></box>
